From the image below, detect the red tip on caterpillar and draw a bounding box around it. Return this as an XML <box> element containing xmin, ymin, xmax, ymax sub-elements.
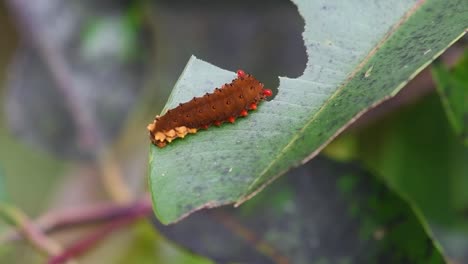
<box><xmin>236</xmin><ymin>69</ymin><xmax>246</xmax><ymax>78</ymax></box>
<box><xmin>262</xmin><ymin>89</ymin><xmax>272</xmax><ymax>97</ymax></box>
<box><xmin>201</xmin><ymin>124</ymin><xmax>209</xmax><ymax>129</ymax></box>
<box><xmin>214</xmin><ymin>121</ymin><xmax>222</xmax><ymax>126</ymax></box>
<box><xmin>228</xmin><ymin>116</ymin><xmax>236</xmax><ymax>123</ymax></box>
<box><xmin>249</xmin><ymin>103</ymin><xmax>257</xmax><ymax>110</ymax></box>
<box><xmin>240</xmin><ymin>109</ymin><xmax>248</xmax><ymax>117</ymax></box>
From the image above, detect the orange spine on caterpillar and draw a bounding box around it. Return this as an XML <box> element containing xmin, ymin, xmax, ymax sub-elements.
<box><xmin>147</xmin><ymin>69</ymin><xmax>272</xmax><ymax>148</ymax></box>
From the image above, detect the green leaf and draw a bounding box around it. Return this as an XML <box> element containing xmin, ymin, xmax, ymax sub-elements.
<box><xmin>149</xmin><ymin>0</ymin><xmax>467</xmax><ymax>224</ymax></box>
<box><xmin>432</xmin><ymin>50</ymin><xmax>468</xmax><ymax>145</ymax></box>
<box><xmin>355</xmin><ymin>94</ymin><xmax>468</xmax><ymax>262</ymax></box>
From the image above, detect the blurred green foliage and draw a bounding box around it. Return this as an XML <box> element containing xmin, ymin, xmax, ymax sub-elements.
<box><xmin>432</xmin><ymin>50</ymin><xmax>468</xmax><ymax>145</ymax></box>
<box><xmin>81</xmin><ymin>2</ymin><xmax>144</xmax><ymax>62</ymax></box>
<box><xmin>325</xmin><ymin>91</ymin><xmax>468</xmax><ymax>261</ymax></box>
<box><xmin>357</xmin><ymin>94</ymin><xmax>468</xmax><ymax>227</ymax></box>
<box><xmin>117</xmin><ymin>222</ymin><xmax>213</xmax><ymax>264</ymax></box>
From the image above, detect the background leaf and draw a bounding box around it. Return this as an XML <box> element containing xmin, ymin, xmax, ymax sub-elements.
<box><xmin>155</xmin><ymin>157</ymin><xmax>446</xmax><ymax>264</ymax></box>
<box><xmin>149</xmin><ymin>0</ymin><xmax>467</xmax><ymax>224</ymax></box>
<box><xmin>432</xmin><ymin>50</ymin><xmax>468</xmax><ymax>145</ymax></box>
<box><xmin>354</xmin><ymin>93</ymin><xmax>468</xmax><ymax>262</ymax></box>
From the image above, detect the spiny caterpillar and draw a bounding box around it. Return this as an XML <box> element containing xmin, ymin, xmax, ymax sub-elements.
<box><xmin>147</xmin><ymin>70</ymin><xmax>272</xmax><ymax>148</ymax></box>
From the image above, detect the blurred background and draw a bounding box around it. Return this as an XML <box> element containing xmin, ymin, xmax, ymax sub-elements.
<box><xmin>0</xmin><ymin>0</ymin><xmax>306</xmax><ymax>213</ymax></box>
<box><xmin>0</xmin><ymin>0</ymin><xmax>466</xmax><ymax>263</ymax></box>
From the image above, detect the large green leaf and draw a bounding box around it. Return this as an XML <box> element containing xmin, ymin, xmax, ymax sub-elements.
<box><xmin>149</xmin><ymin>0</ymin><xmax>467</xmax><ymax>224</ymax></box>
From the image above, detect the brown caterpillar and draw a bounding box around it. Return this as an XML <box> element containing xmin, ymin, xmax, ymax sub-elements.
<box><xmin>147</xmin><ymin>70</ymin><xmax>272</xmax><ymax>148</ymax></box>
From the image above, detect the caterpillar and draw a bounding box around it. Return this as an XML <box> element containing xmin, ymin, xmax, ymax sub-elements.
<box><xmin>147</xmin><ymin>70</ymin><xmax>272</xmax><ymax>148</ymax></box>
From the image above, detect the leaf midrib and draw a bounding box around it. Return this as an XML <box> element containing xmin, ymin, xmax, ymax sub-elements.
<box><xmin>239</xmin><ymin>0</ymin><xmax>425</xmax><ymax>202</ymax></box>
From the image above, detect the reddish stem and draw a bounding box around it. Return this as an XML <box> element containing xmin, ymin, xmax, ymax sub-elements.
<box><xmin>1</xmin><ymin>196</ymin><xmax>153</xmax><ymax>245</ymax></box>
<box><xmin>48</xmin><ymin>200</ymin><xmax>152</xmax><ymax>264</ymax></box>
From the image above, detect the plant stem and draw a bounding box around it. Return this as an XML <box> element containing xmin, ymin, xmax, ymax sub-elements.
<box><xmin>47</xmin><ymin>200</ymin><xmax>151</xmax><ymax>264</ymax></box>
<box><xmin>0</xmin><ymin>203</ymin><xmax>63</xmax><ymax>257</ymax></box>
<box><xmin>1</xmin><ymin>195</ymin><xmax>152</xmax><ymax>244</ymax></box>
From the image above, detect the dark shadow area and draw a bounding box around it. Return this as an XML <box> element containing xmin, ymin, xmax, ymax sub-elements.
<box><xmin>151</xmin><ymin>0</ymin><xmax>307</xmax><ymax>96</ymax></box>
<box><xmin>153</xmin><ymin>156</ymin><xmax>442</xmax><ymax>264</ymax></box>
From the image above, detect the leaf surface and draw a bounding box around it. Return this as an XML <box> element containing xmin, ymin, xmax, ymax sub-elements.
<box><xmin>150</xmin><ymin>0</ymin><xmax>467</xmax><ymax>224</ymax></box>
